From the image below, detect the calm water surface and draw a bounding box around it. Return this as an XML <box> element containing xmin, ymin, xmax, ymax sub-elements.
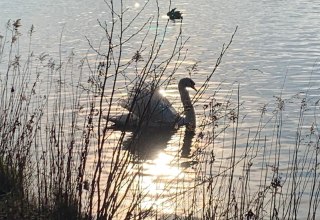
<box><xmin>1</xmin><ymin>0</ymin><xmax>320</xmax><ymax>218</ymax></box>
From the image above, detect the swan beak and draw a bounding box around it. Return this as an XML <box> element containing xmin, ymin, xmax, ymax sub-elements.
<box><xmin>191</xmin><ymin>85</ymin><xmax>197</xmax><ymax>92</ymax></box>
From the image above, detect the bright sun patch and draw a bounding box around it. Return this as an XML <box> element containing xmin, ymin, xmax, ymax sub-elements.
<box><xmin>158</xmin><ymin>88</ymin><xmax>167</xmax><ymax>97</ymax></box>
<box><xmin>134</xmin><ymin>2</ymin><xmax>140</xmax><ymax>8</ymax></box>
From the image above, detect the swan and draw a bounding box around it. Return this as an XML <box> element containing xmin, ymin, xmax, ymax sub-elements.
<box><xmin>108</xmin><ymin>78</ymin><xmax>197</xmax><ymax>131</ymax></box>
<box><xmin>167</xmin><ymin>8</ymin><xmax>183</xmax><ymax>20</ymax></box>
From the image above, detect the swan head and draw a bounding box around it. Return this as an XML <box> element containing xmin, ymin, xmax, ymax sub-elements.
<box><xmin>178</xmin><ymin>78</ymin><xmax>197</xmax><ymax>91</ymax></box>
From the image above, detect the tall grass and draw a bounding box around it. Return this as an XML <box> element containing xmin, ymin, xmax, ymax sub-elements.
<box><xmin>0</xmin><ymin>0</ymin><xmax>320</xmax><ymax>219</ymax></box>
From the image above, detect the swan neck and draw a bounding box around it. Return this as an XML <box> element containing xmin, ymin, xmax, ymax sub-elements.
<box><xmin>179</xmin><ymin>86</ymin><xmax>196</xmax><ymax>129</ymax></box>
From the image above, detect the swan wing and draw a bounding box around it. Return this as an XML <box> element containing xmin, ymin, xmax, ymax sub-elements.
<box><xmin>121</xmin><ymin>85</ymin><xmax>178</xmax><ymax>125</ymax></box>
<box><xmin>149</xmin><ymin>88</ymin><xmax>178</xmax><ymax>123</ymax></box>
<box><xmin>106</xmin><ymin>113</ymin><xmax>139</xmax><ymax>128</ymax></box>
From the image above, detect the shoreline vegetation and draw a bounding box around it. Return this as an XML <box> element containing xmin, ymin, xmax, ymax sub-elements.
<box><xmin>1</xmin><ymin>1</ymin><xmax>320</xmax><ymax>219</ymax></box>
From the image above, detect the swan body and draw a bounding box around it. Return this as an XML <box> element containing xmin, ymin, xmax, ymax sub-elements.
<box><xmin>167</xmin><ymin>8</ymin><xmax>183</xmax><ymax>20</ymax></box>
<box><xmin>108</xmin><ymin>78</ymin><xmax>196</xmax><ymax>130</ymax></box>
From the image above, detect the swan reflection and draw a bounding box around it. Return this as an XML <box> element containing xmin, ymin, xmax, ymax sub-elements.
<box><xmin>121</xmin><ymin>127</ymin><xmax>196</xmax><ymax>162</ymax></box>
<box><xmin>122</xmin><ymin>128</ymin><xmax>174</xmax><ymax>160</ymax></box>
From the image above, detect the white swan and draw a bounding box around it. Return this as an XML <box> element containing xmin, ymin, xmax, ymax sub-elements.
<box><xmin>108</xmin><ymin>78</ymin><xmax>196</xmax><ymax>130</ymax></box>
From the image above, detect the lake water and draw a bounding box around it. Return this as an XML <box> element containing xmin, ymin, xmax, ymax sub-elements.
<box><xmin>1</xmin><ymin>0</ymin><xmax>320</xmax><ymax>219</ymax></box>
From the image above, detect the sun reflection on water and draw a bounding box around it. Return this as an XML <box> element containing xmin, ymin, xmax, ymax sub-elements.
<box><xmin>137</xmin><ymin>152</ymin><xmax>185</xmax><ymax>212</ymax></box>
<box><xmin>158</xmin><ymin>88</ymin><xmax>167</xmax><ymax>97</ymax></box>
<box><xmin>149</xmin><ymin>152</ymin><xmax>181</xmax><ymax>177</ymax></box>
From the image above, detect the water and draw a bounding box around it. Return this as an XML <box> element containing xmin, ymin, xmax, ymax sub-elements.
<box><xmin>1</xmin><ymin>0</ymin><xmax>320</xmax><ymax>219</ymax></box>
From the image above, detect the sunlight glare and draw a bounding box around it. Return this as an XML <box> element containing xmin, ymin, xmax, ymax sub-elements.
<box><xmin>158</xmin><ymin>88</ymin><xmax>167</xmax><ymax>97</ymax></box>
<box><xmin>134</xmin><ymin>2</ymin><xmax>140</xmax><ymax>8</ymax></box>
<box><xmin>151</xmin><ymin>152</ymin><xmax>181</xmax><ymax>177</ymax></box>
<box><xmin>138</xmin><ymin>152</ymin><xmax>184</xmax><ymax>213</ymax></box>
